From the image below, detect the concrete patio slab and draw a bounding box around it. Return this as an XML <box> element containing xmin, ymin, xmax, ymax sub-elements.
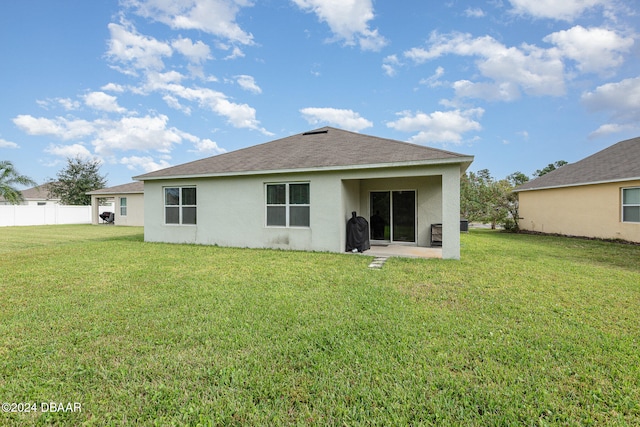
<box><xmin>361</xmin><ymin>245</ymin><xmax>443</xmax><ymax>259</ymax></box>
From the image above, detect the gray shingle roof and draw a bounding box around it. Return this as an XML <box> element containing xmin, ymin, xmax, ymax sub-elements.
<box><xmin>20</xmin><ymin>183</ymin><xmax>58</xmax><ymax>200</ymax></box>
<box><xmin>86</xmin><ymin>181</ymin><xmax>144</xmax><ymax>195</ymax></box>
<box><xmin>515</xmin><ymin>136</ymin><xmax>640</xmax><ymax>192</ymax></box>
<box><xmin>0</xmin><ymin>183</ymin><xmax>58</xmax><ymax>202</ymax></box>
<box><xmin>134</xmin><ymin>127</ymin><xmax>473</xmax><ymax>180</ymax></box>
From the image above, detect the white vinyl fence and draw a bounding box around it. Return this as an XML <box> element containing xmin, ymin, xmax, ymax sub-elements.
<box><xmin>0</xmin><ymin>205</ymin><xmax>111</xmax><ymax>227</ymax></box>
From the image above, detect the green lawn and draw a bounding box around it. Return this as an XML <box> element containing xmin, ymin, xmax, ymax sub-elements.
<box><xmin>1</xmin><ymin>225</ymin><xmax>638</xmax><ymax>426</ymax></box>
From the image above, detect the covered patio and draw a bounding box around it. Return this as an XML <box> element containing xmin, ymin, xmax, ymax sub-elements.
<box><xmin>87</xmin><ymin>182</ymin><xmax>144</xmax><ymax>226</ymax></box>
<box><xmin>340</xmin><ymin>162</ymin><xmax>463</xmax><ymax>259</ymax></box>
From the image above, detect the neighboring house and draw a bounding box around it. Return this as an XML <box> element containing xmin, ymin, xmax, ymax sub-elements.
<box><xmin>87</xmin><ymin>181</ymin><xmax>144</xmax><ymax>226</ymax></box>
<box><xmin>0</xmin><ymin>183</ymin><xmax>59</xmax><ymax>205</ymax></box>
<box><xmin>515</xmin><ymin>136</ymin><xmax>640</xmax><ymax>243</ymax></box>
<box><xmin>134</xmin><ymin>127</ymin><xmax>473</xmax><ymax>259</ymax></box>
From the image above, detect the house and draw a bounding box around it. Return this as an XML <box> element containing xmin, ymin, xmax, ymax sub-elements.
<box><xmin>514</xmin><ymin>136</ymin><xmax>640</xmax><ymax>243</ymax></box>
<box><xmin>87</xmin><ymin>181</ymin><xmax>144</xmax><ymax>226</ymax></box>
<box><xmin>133</xmin><ymin>127</ymin><xmax>474</xmax><ymax>259</ymax></box>
<box><xmin>0</xmin><ymin>183</ymin><xmax>59</xmax><ymax>205</ymax></box>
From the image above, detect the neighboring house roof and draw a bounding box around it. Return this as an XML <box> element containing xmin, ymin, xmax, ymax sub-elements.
<box><xmin>21</xmin><ymin>183</ymin><xmax>58</xmax><ymax>200</ymax></box>
<box><xmin>86</xmin><ymin>181</ymin><xmax>144</xmax><ymax>195</ymax></box>
<box><xmin>134</xmin><ymin>127</ymin><xmax>474</xmax><ymax>180</ymax></box>
<box><xmin>0</xmin><ymin>182</ymin><xmax>59</xmax><ymax>202</ymax></box>
<box><xmin>515</xmin><ymin>136</ymin><xmax>640</xmax><ymax>192</ymax></box>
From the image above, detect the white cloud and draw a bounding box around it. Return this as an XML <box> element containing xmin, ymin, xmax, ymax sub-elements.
<box><xmin>107</xmin><ymin>22</ymin><xmax>172</xmax><ymax>72</ymax></box>
<box><xmin>57</xmin><ymin>98</ymin><xmax>81</xmax><ymax>110</ymax></box>
<box><xmin>91</xmin><ymin>115</ymin><xmax>183</xmax><ymax>155</ymax></box>
<box><xmin>45</xmin><ymin>143</ymin><xmax>93</xmax><ymax>159</ymax></box>
<box><xmin>144</xmin><ymin>71</ymin><xmax>185</xmax><ymax>88</ymax></box>
<box><xmin>544</xmin><ymin>26</ymin><xmax>633</xmax><ymax>74</ymax></box>
<box><xmin>147</xmin><ymin>81</ymin><xmax>269</xmax><ymax>133</ymax></box>
<box><xmin>402</xmin><ymin>27</ymin><xmax>633</xmax><ymax>102</ymax></box>
<box><xmin>188</xmin><ymin>138</ymin><xmax>226</xmax><ymax>155</ymax></box>
<box><xmin>120</xmin><ymin>155</ymin><xmax>171</xmax><ymax>172</ymax></box>
<box><xmin>224</xmin><ymin>46</ymin><xmax>245</xmax><ymax>60</ymax></box>
<box><xmin>23</xmin><ymin>115</ymin><xmax>225</xmax><ymax>165</ymax></box>
<box><xmin>404</xmin><ymin>33</ymin><xmax>503</xmax><ymax>63</ymax></box>
<box><xmin>162</xmin><ymin>95</ymin><xmax>192</xmax><ymax>114</ymax></box>
<box><xmin>387</xmin><ymin>108</ymin><xmax>484</xmax><ymax>144</ymax></box>
<box><xmin>0</xmin><ymin>138</ymin><xmax>19</xmax><ymax>149</ymax></box>
<box><xmin>464</xmin><ymin>8</ymin><xmax>485</xmax><ymax>18</ymax></box>
<box><xmin>300</xmin><ymin>107</ymin><xmax>373</xmax><ymax>131</ymax></box>
<box><xmin>13</xmin><ymin>115</ymin><xmax>94</xmax><ymax>140</ymax></box>
<box><xmin>84</xmin><ymin>91</ymin><xmax>127</xmax><ymax>113</ymax></box>
<box><xmin>419</xmin><ymin>66</ymin><xmax>445</xmax><ymax>87</ymax></box>
<box><xmin>36</xmin><ymin>98</ymin><xmax>81</xmax><ymax>111</ymax></box>
<box><xmin>588</xmin><ymin>123</ymin><xmax>637</xmax><ymax>138</ymax></box>
<box><xmin>382</xmin><ymin>55</ymin><xmax>401</xmax><ymax>77</ymax></box>
<box><xmin>582</xmin><ymin>77</ymin><xmax>640</xmax><ymax>123</ymax></box>
<box><xmin>358</xmin><ymin>28</ymin><xmax>387</xmax><ymax>51</ymax></box>
<box><xmin>14</xmin><ymin>115</ymin><xmax>65</xmax><ymax>136</ymax></box>
<box><xmin>508</xmin><ymin>0</ymin><xmax>608</xmax><ymax>21</ymax></box>
<box><xmin>405</xmin><ymin>32</ymin><xmax>566</xmax><ymax>100</ymax></box>
<box><xmin>123</xmin><ymin>0</ymin><xmax>254</xmax><ymax>45</ymax></box>
<box><xmin>235</xmin><ymin>75</ymin><xmax>262</xmax><ymax>94</ymax></box>
<box><xmin>101</xmin><ymin>83</ymin><xmax>126</xmax><ymax>92</ymax></box>
<box><xmin>171</xmin><ymin>37</ymin><xmax>212</xmax><ymax>63</ymax></box>
<box><xmin>12</xmin><ymin>113</ymin><xmax>195</xmax><ymax>155</ymax></box>
<box><xmin>104</xmin><ymin>19</ymin><xmax>267</xmax><ymax>133</ymax></box>
<box><xmin>452</xmin><ymin>80</ymin><xmax>521</xmax><ymax>101</ymax></box>
<box><xmin>292</xmin><ymin>0</ymin><xmax>387</xmax><ymax>51</ymax></box>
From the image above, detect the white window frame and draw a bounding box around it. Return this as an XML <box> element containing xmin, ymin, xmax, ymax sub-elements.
<box><xmin>622</xmin><ymin>187</ymin><xmax>640</xmax><ymax>223</ymax></box>
<box><xmin>120</xmin><ymin>197</ymin><xmax>127</xmax><ymax>216</ymax></box>
<box><xmin>164</xmin><ymin>186</ymin><xmax>197</xmax><ymax>225</ymax></box>
<box><xmin>265</xmin><ymin>182</ymin><xmax>310</xmax><ymax>228</ymax></box>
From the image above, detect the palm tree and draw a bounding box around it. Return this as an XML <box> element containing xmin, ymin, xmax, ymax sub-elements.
<box><xmin>0</xmin><ymin>160</ymin><xmax>37</xmax><ymax>204</ymax></box>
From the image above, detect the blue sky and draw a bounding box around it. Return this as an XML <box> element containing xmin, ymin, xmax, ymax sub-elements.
<box><xmin>1</xmin><ymin>0</ymin><xmax>639</xmax><ymax>187</ymax></box>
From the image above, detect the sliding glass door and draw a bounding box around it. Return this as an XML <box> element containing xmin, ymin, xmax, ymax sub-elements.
<box><xmin>370</xmin><ymin>190</ymin><xmax>415</xmax><ymax>243</ymax></box>
<box><xmin>392</xmin><ymin>191</ymin><xmax>416</xmax><ymax>242</ymax></box>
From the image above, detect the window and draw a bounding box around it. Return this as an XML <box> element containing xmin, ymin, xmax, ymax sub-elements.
<box><xmin>120</xmin><ymin>197</ymin><xmax>127</xmax><ymax>216</ymax></box>
<box><xmin>622</xmin><ymin>187</ymin><xmax>640</xmax><ymax>222</ymax></box>
<box><xmin>266</xmin><ymin>183</ymin><xmax>309</xmax><ymax>227</ymax></box>
<box><xmin>165</xmin><ymin>187</ymin><xmax>197</xmax><ymax>225</ymax></box>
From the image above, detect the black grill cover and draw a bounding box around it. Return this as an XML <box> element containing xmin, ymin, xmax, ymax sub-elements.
<box><xmin>346</xmin><ymin>211</ymin><xmax>370</xmax><ymax>252</ymax></box>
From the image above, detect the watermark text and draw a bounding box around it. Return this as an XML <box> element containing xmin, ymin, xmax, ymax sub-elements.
<box><xmin>2</xmin><ymin>402</ymin><xmax>82</xmax><ymax>413</ymax></box>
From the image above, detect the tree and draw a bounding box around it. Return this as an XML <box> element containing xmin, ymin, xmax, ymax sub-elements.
<box><xmin>502</xmin><ymin>172</ymin><xmax>529</xmax><ymax>232</ymax></box>
<box><xmin>460</xmin><ymin>169</ymin><xmax>529</xmax><ymax>231</ymax></box>
<box><xmin>49</xmin><ymin>157</ymin><xmax>107</xmax><ymax>205</ymax></box>
<box><xmin>460</xmin><ymin>169</ymin><xmax>505</xmax><ymax>228</ymax></box>
<box><xmin>534</xmin><ymin>160</ymin><xmax>568</xmax><ymax>177</ymax></box>
<box><xmin>0</xmin><ymin>160</ymin><xmax>37</xmax><ymax>204</ymax></box>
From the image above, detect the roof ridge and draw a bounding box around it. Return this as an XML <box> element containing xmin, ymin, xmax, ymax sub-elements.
<box><xmin>317</xmin><ymin>126</ymin><xmax>467</xmax><ymax>157</ymax></box>
<box><xmin>134</xmin><ymin>127</ymin><xmax>473</xmax><ymax>180</ymax></box>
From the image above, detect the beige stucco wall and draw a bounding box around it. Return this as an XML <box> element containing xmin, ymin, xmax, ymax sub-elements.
<box><xmin>518</xmin><ymin>180</ymin><xmax>640</xmax><ymax>243</ymax></box>
<box><xmin>143</xmin><ymin>163</ymin><xmax>463</xmax><ymax>259</ymax></box>
<box><xmin>115</xmin><ymin>193</ymin><xmax>144</xmax><ymax>226</ymax></box>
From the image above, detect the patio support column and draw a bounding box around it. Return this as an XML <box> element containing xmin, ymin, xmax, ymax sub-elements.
<box><xmin>442</xmin><ymin>167</ymin><xmax>461</xmax><ymax>260</ymax></box>
<box><xmin>91</xmin><ymin>195</ymin><xmax>99</xmax><ymax>225</ymax></box>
